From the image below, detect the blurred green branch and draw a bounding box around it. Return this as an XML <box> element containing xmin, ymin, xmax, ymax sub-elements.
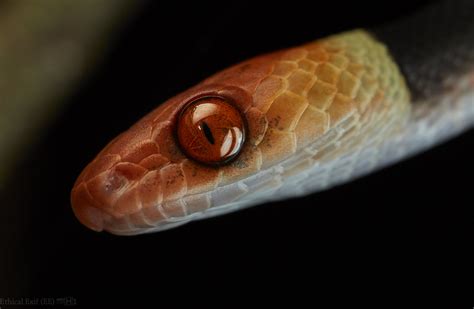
<box><xmin>0</xmin><ymin>0</ymin><xmax>138</xmax><ymax>185</ymax></box>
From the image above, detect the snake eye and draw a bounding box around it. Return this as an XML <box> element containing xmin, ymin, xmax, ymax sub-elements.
<box><xmin>177</xmin><ymin>96</ymin><xmax>246</xmax><ymax>166</ymax></box>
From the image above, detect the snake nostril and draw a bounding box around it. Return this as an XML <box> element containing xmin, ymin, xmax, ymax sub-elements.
<box><xmin>105</xmin><ymin>173</ymin><xmax>127</xmax><ymax>193</ymax></box>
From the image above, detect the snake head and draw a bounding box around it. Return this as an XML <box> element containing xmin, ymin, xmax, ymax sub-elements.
<box><xmin>71</xmin><ymin>31</ymin><xmax>410</xmax><ymax>235</ymax></box>
<box><xmin>71</xmin><ymin>53</ymin><xmax>279</xmax><ymax>234</ymax></box>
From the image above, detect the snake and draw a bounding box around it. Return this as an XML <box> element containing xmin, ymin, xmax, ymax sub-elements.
<box><xmin>71</xmin><ymin>0</ymin><xmax>474</xmax><ymax>235</ymax></box>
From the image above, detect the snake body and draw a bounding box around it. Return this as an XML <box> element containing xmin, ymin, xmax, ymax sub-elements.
<box><xmin>71</xmin><ymin>0</ymin><xmax>474</xmax><ymax>235</ymax></box>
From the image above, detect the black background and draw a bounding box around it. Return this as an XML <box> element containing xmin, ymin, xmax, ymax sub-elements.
<box><xmin>1</xmin><ymin>0</ymin><xmax>472</xmax><ymax>306</ymax></box>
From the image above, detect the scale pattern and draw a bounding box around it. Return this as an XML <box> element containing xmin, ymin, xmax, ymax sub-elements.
<box><xmin>71</xmin><ymin>30</ymin><xmax>413</xmax><ymax>234</ymax></box>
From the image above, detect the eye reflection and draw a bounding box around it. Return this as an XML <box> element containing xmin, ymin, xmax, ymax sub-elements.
<box><xmin>220</xmin><ymin>127</ymin><xmax>243</xmax><ymax>158</ymax></box>
<box><xmin>177</xmin><ymin>97</ymin><xmax>246</xmax><ymax>165</ymax></box>
<box><xmin>192</xmin><ymin>103</ymin><xmax>217</xmax><ymax>125</ymax></box>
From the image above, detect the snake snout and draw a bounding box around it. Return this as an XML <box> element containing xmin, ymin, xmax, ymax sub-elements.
<box><xmin>71</xmin><ymin>182</ymin><xmax>106</xmax><ymax>232</ymax></box>
<box><xmin>71</xmin><ymin>152</ymin><xmax>149</xmax><ymax>232</ymax></box>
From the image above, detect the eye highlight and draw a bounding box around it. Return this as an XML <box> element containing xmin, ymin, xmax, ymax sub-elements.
<box><xmin>176</xmin><ymin>96</ymin><xmax>246</xmax><ymax>166</ymax></box>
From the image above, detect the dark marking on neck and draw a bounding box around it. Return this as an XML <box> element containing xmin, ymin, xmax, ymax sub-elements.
<box><xmin>371</xmin><ymin>0</ymin><xmax>474</xmax><ymax>102</ymax></box>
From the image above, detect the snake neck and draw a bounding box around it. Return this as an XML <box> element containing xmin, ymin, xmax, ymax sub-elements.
<box><xmin>371</xmin><ymin>0</ymin><xmax>474</xmax><ymax>102</ymax></box>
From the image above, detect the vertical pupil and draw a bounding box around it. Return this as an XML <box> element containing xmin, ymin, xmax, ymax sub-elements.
<box><xmin>177</xmin><ymin>96</ymin><xmax>246</xmax><ymax>166</ymax></box>
<box><xmin>201</xmin><ymin>121</ymin><xmax>215</xmax><ymax>145</ymax></box>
